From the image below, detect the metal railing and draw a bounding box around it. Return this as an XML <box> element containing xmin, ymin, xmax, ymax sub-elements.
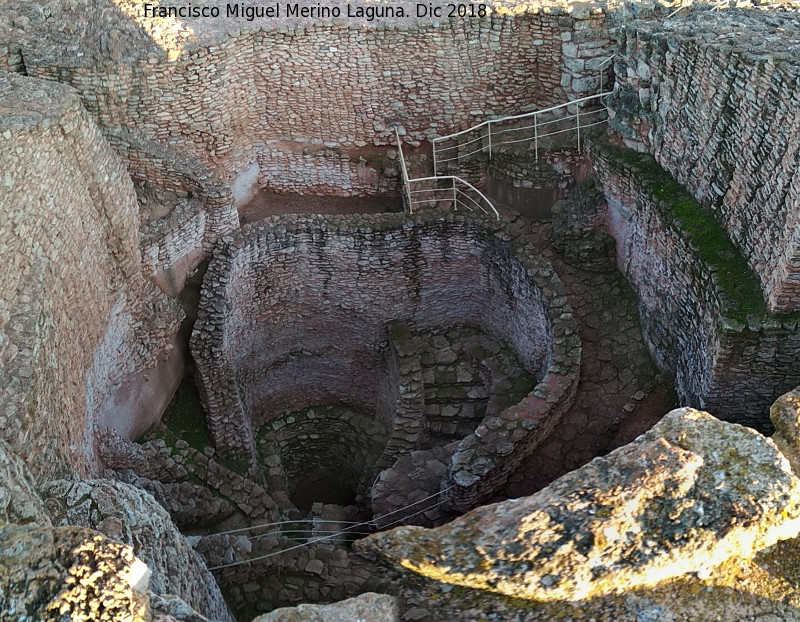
<box><xmin>395</xmin><ymin>129</ymin><xmax>499</xmax><ymax>220</ymax></box>
<box><xmin>431</xmin><ymin>90</ymin><xmax>613</xmax><ymax>175</ymax></box>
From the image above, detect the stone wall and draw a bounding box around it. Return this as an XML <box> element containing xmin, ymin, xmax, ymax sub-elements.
<box><xmin>191</xmin><ymin>211</ymin><xmax>579</xmax><ymax>510</ymax></box>
<box><xmin>589</xmin><ymin>136</ymin><xmax>800</xmax><ymax>428</ymax></box>
<box><xmin>106</xmin><ymin>126</ymin><xmax>239</xmax><ymax>294</ymax></box>
<box><xmin>9</xmin><ymin>0</ymin><xmax>614</xmax><ymax>192</ymax></box>
<box><xmin>98</xmin><ymin>427</ymin><xmax>282</xmax><ymax>523</ymax></box>
<box><xmin>370</xmin><ymin>323</ymin><xmax>538</xmax><ymax>521</ymax></box>
<box><xmin>200</xmin><ymin>532</ymin><xmax>382</xmax><ymax>618</ymax></box>
<box><xmin>257</xmin><ymin>144</ymin><xmax>401</xmax><ymax>196</ymax></box>
<box><xmin>192</xmin><ymin>212</ymin><xmax>556</xmax><ymax>458</ymax></box>
<box><xmin>373</xmin><ymin>322</ymin><xmax>427</xmax><ymax>473</ymax></box>
<box><xmin>0</xmin><ymin>72</ymin><xmax>182</xmax><ymax>482</ymax></box>
<box><xmin>608</xmin><ymin>8</ymin><xmax>800</xmax><ymax>313</ymax></box>
<box><xmin>488</xmin><ymin>149</ymin><xmax>592</xmax><ymax>218</ymax></box>
<box><xmin>140</xmin><ymin>199</ymin><xmax>207</xmax><ymax>296</ymax></box>
<box><xmin>106</xmin><ymin>127</ymin><xmax>239</xmax><ymax>244</ymax></box>
<box><xmin>257</xmin><ymin>404</ymin><xmax>390</xmax><ymax>508</ymax></box>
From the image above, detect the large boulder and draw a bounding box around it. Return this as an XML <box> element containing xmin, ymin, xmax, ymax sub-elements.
<box><xmin>41</xmin><ymin>479</ymin><xmax>233</xmax><ymax>622</ymax></box>
<box><xmin>0</xmin><ymin>523</ymin><xmax>150</xmax><ymax>621</ymax></box>
<box><xmin>251</xmin><ymin>592</ymin><xmax>399</xmax><ymax>622</ymax></box>
<box><xmin>356</xmin><ymin>408</ymin><xmax>800</xmax><ymax>601</ymax></box>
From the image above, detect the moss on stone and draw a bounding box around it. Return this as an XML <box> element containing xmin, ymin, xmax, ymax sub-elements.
<box><xmin>595</xmin><ymin>140</ymin><xmax>800</xmax><ymax>323</ymax></box>
<box><xmin>160</xmin><ymin>377</ymin><xmax>212</xmax><ymax>452</ymax></box>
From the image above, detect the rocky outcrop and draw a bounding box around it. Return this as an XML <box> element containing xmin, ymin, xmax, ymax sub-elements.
<box><xmin>357</xmin><ymin>408</ymin><xmax>800</xmax><ymax>601</ymax></box>
<box><xmin>116</xmin><ymin>472</ymin><xmax>238</xmax><ymax>530</ymax></box>
<box><xmin>251</xmin><ymin>593</ymin><xmax>399</xmax><ymax>622</ymax></box>
<box><xmin>0</xmin><ymin>523</ymin><xmax>150</xmax><ymax>622</ymax></box>
<box><xmin>40</xmin><ymin>479</ymin><xmax>233</xmax><ymax>622</ymax></box>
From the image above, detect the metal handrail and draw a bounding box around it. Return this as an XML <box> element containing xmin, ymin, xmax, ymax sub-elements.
<box><xmin>433</xmin><ymin>91</ymin><xmax>612</xmax><ymax>143</ymax></box>
<box><xmin>394</xmin><ymin>128</ymin><xmax>499</xmax><ymax>220</ymax></box>
<box><xmin>431</xmin><ymin>90</ymin><xmax>613</xmax><ymax>174</ymax></box>
<box><xmin>433</xmin><ymin>110</ymin><xmax>610</xmax><ymax>164</ymax></box>
<box><xmin>407</xmin><ymin>175</ymin><xmax>500</xmax><ymax>219</ymax></box>
<box><xmin>597</xmin><ymin>55</ymin><xmax>614</xmax><ymax>95</ymax></box>
<box><xmin>395</xmin><ymin>128</ymin><xmax>413</xmax><ymax>214</ymax></box>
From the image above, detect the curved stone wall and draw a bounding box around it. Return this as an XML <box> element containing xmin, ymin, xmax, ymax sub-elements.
<box><xmin>609</xmin><ymin>9</ymin><xmax>800</xmax><ymax>313</ymax></box>
<box><xmin>191</xmin><ymin>211</ymin><xmax>579</xmax><ymax>508</ymax></box>
<box><xmin>590</xmin><ymin>136</ymin><xmax>800</xmax><ymax>428</ymax></box>
<box><xmin>258</xmin><ymin>404</ymin><xmax>389</xmax><ymax>509</ymax></box>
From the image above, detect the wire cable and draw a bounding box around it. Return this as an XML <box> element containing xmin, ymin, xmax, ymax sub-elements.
<box><xmin>208</xmin><ymin>486</ymin><xmax>453</xmax><ymax>571</ymax></box>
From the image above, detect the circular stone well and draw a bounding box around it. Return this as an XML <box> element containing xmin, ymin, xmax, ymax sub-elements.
<box><xmin>190</xmin><ymin>211</ymin><xmax>579</xmax><ymax>514</ymax></box>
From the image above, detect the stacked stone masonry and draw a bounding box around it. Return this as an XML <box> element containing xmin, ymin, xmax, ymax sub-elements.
<box><xmin>589</xmin><ymin>136</ymin><xmax>800</xmax><ymax>428</ymax></box>
<box><xmin>199</xmin><ymin>531</ymin><xmax>382</xmax><ymax>618</ymax></box>
<box><xmin>108</xmin><ymin>126</ymin><xmax>240</xmax><ymax>293</ymax></box>
<box><xmin>3</xmin><ymin>0</ymin><xmax>615</xmax><ymax>191</ymax></box>
<box><xmin>257</xmin><ymin>145</ymin><xmax>401</xmax><ymax>197</ymax></box>
<box><xmin>257</xmin><ymin>404</ymin><xmax>390</xmax><ymax>507</ymax></box>
<box><xmin>609</xmin><ymin>9</ymin><xmax>800</xmax><ymax>312</ymax></box>
<box><xmin>191</xmin><ymin>211</ymin><xmax>580</xmax><ymax>512</ymax></box>
<box><xmin>373</xmin><ymin>322</ymin><xmax>427</xmax><ymax>473</ymax></box>
<box><xmin>371</xmin><ymin>324</ymin><xmax>537</xmax><ymax>522</ymax></box>
<box><xmin>0</xmin><ymin>72</ymin><xmax>182</xmax><ymax>482</ymax></box>
<box><xmin>140</xmin><ymin>198</ymin><xmax>207</xmax><ymax>295</ymax></box>
<box><xmin>98</xmin><ymin>427</ymin><xmax>282</xmax><ymax>523</ymax></box>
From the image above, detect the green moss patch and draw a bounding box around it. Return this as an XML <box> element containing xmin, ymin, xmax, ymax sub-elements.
<box><xmin>160</xmin><ymin>377</ymin><xmax>212</xmax><ymax>452</ymax></box>
<box><xmin>593</xmin><ymin>139</ymin><xmax>789</xmax><ymax>323</ymax></box>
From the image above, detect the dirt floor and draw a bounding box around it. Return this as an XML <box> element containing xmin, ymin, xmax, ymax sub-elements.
<box><xmin>239</xmin><ymin>190</ymin><xmax>402</xmax><ymax>223</ymax></box>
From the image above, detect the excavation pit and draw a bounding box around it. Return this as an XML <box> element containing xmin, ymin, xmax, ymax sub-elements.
<box><xmin>190</xmin><ymin>211</ymin><xmax>581</xmax><ymax>516</ymax></box>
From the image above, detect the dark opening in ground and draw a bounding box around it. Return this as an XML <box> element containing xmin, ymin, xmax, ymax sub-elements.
<box><xmin>487</xmin><ymin>175</ymin><xmax>561</xmax><ymax>221</ymax></box>
<box><xmin>290</xmin><ymin>471</ymin><xmax>360</xmax><ymax>511</ymax></box>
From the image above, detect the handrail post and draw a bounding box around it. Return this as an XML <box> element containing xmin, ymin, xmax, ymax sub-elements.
<box><xmin>395</xmin><ymin>127</ymin><xmax>413</xmax><ymax>214</ymax></box>
<box><xmin>576</xmin><ymin>103</ymin><xmax>581</xmax><ymax>151</ymax></box>
<box><xmin>487</xmin><ymin>123</ymin><xmax>492</xmax><ymax>158</ymax></box>
<box><xmin>432</xmin><ymin>141</ymin><xmax>438</xmax><ymax>176</ymax></box>
<box><xmin>534</xmin><ymin>113</ymin><xmax>539</xmax><ymax>161</ymax></box>
<box><xmin>452</xmin><ymin>177</ymin><xmax>457</xmax><ymax>211</ymax></box>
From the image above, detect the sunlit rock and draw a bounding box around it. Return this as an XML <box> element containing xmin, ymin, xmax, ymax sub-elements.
<box><xmin>771</xmin><ymin>387</ymin><xmax>800</xmax><ymax>477</ymax></box>
<box><xmin>0</xmin><ymin>523</ymin><xmax>149</xmax><ymax>621</ymax></box>
<box><xmin>357</xmin><ymin>408</ymin><xmax>800</xmax><ymax>601</ymax></box>
<box><xmin>41</xmin><ymin>478</ymin><xmax>233</xmax><ymax>622</ymax></box>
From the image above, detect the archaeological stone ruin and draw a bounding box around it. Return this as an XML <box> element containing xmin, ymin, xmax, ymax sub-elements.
<box><xmin>0</xmin><ymin>0</ymin><xmax>799</xmax><ymax>620</ymax></box>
